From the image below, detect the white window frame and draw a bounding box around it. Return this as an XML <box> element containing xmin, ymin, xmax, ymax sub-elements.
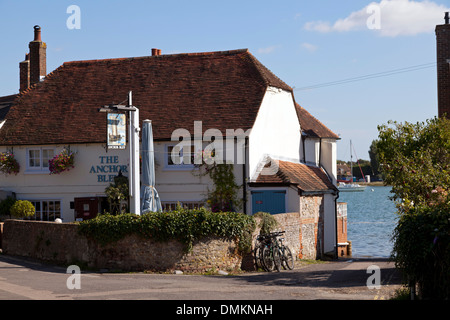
<box><xmin>29</xmin><ymin>199</ymin><xmax>62</xmax><ymax>221</ymax></box>
<box><xmin>163</xmin><ymin>143</ymin><xmax>195</xmax><ymax>170</ymax></box>
<box><xmin>26</xmin><ymin>147</ymin><xmax>55</xmax><ymax>173</ymax></box>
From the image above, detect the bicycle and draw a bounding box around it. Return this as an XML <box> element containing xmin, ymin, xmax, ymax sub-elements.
<box><xmin>278</xmin><ymin>233</ymin><xmax>294</xmax><ymax>270</ymax></box>
<box><xmin>253</xmin><ymin>233</ymin><xmax>272</xmax><ymax>271</ymax></box>
<box><xmin>262</xmin><ymin>234</ymin><xmax>282</xmax><ymax>272</ymax></box>
<box><xmin>254</xmin><ymin>231</ymin><xmax>294</xmax><ymax>272</ymax></box>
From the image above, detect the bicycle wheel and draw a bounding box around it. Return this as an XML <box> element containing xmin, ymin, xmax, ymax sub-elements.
<box><xmin>273</xmin><ymin>246</ymin><xmax>282</xmax><ymax>272</ymax></box>
<box><xmin>281</xmin><ymin>246</ymin><xmax>294</xmax><ymax>270</ymax></box>
<box><xmin>253</xmin><ymin>242</ymin><xmax>264</xmax><ymax>270</ymax></box>
<box><xmin>262</xmin><ymin>246</ymin><xmax>274</xmax><ymax>272</ymax></box>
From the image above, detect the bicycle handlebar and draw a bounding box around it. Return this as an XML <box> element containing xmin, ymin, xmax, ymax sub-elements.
<box><xmin>257</xmin><ymin>231</ymin><xmax>286</xmax><ymax>240</ymax></box>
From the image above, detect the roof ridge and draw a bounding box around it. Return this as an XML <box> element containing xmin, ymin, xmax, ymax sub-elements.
<box><xmin>63</xmin><ymin>48</ymin><xmax>250</xmax><ymax>66</ymax></box>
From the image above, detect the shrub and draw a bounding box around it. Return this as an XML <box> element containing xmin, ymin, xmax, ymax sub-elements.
<box><xmin>77</xmin><ymin>207</ymin><xmax>256</xmax><ymax>253</ymax></box>
<box><xmin>10</xmin><ymin>200</ymin><xmax>36</xmax><ymax>219</ymax></box>
<box><xmin>0</xmin><ymin>196</ymin><xmax>17</xmax><ymax>218</ymax></box>
<box><xmin>253</xmin><ymin>212</ymin><xmax>278</xmax><ymax>235</ymax></box>
<box><xmin>392</xmin><ymin>201</ymin><xmax>450</xmax><ymax>299</ymax></box>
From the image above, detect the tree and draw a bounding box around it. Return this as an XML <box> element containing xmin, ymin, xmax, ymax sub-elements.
<box><xmin>105</xmin><ymin>173</ymin><xmax>129</xmax><ymax>215</ymax></box>
<box><xmin>376</xmin><ymin>117</ymin><xmax>450</xmax><ymax>213</ymax></box>
<box><xmin>376</xmin><ymin>116</ymin><xmax>450</xmax><ymax>299</ymax></box>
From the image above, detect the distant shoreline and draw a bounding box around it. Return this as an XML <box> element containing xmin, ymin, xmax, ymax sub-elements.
<box><xmin>359</xmin><ymin>181</ymin><xmax>389</xmax><ymax>186</ymax></box>
<box><xmin>338</xmin><ymin>181</ymin><xmax>388</xmax><ymax>186</ymax></box>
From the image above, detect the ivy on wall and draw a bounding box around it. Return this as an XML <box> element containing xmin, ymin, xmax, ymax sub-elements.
<box><xmin>193</xmin><ymin>150</ymin><xmax>242</xmax><ymax>212</ymax></box>
<box><xmin>77</xmin><ymin>207</ymin><xmax>256</xmax><ymax>253</ymax></box>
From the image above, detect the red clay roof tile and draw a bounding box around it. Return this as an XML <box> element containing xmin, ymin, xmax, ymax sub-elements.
<box><xmin>252</xmin><ymin>160</ymin><xmax>337</xmax><ymax>193</ymax></box>
<box><xmin>0</xmin><ymin>49</ymin><xmax>292</xmax><ymax>146</ymax></box>
<box><xmin>295</xmin><ymin>103</ymin><xmax>339</xmax><ymax>139</ymax></box>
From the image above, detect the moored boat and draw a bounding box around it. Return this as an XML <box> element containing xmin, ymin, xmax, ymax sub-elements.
<box><xmin>338</xmin><ymin>183</ymin><xmax>366</xmax><ymax>192</ymax></box>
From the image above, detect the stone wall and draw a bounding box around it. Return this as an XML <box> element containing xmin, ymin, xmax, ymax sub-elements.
<box><xmin>1</xmin><ymin>208</ymin><xmax>330</xmax><ymax>272</ymax></box>
<box><xmin>1</xmin><ymin>220</ymin><xmax>242</xmax><ymax>273</ymax></box>
<box><xmin>271</xmin><ymin>212</ymin><xmax>301</xmax><ymax>258</ymax></box>
<box><xmin>299</xmin><ymin>195</ymin><xmax>324</xmax><ymax>259</ymax></box>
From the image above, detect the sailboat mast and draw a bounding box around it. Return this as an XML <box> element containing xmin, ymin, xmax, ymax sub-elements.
<box><xmin>350</xmin><ymin>140</ymin><xmax>353</xmax><ymax>182</ymax></box>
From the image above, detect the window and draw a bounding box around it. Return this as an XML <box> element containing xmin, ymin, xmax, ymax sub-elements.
<box><xmin>29</xmin><ymin>200</ymin><xmax>61</xmax><ymax>221</ymax></box>
<box><xmin>165</xmin><ymin>144</ymin><xmax>195</xmax><ymax>169</ymax></box>
<box><xmin>161</xmin><ymin>201</ymin><xmax>205</xmax><ymax>212</ymax></box>
<box><xmin>27</xmin><ymin>147</ymin><xmax>54</xmax><ymax>172</ymax></box>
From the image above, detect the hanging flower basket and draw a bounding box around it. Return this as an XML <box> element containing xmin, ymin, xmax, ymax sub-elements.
<box><xmin>49</xmin><ymin>149</ymin><xmax>75</xmax><ymax>175</ymax></box>
<box><xmin>0</xmin><ymin>152</ymin><xmax>20</xmax><ymax>175</ymax></box>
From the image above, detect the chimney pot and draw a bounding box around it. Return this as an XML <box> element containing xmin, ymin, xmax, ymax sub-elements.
<box><xmin>152</xmin><ymin>48</ymin><xmax>161</xmax><ymax>56</ymax></box>
<box><xmin>33</xmin><ymin>25</ymin><xmax>42</xmax><ymax>41</ymax></box>
<box><xmin>445</xmin><ymin>12</ymin><xmax>449</xmax><ymax>24</ymax></box>
<box><xmin>29</xmin><ymin>25</ymin><xmax>46</xmax><ymax>86</ymax></box>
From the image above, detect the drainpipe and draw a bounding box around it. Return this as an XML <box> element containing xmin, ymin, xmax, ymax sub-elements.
<box><xmin>334</xmin><ymin>191</ymin><xmax>339</xmax><ymax>259</ymax></box>
<box><xmin>242</xmin><ymin>137</ymin><xmax>248</xmax><ymax>215</ymax></box>
<box><xmin>301</xmin><ymin>134</ymin><xmax>306</xmax><ymax>163</ymax></box>
<box><xmin>318</xmin><ymin>138</ymin><xmax>322</xmax><ymax>167</ymax></box>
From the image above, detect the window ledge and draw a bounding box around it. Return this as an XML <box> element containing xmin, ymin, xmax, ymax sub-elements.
<box><xmin>162</xmin><ymin>165</ymin><xmax>196</xmax><ymax>171</ymax></box>
<box><xmin>24</xmin><ymin>169</ymin><xmax>51</xmax><ymax>175</ymax></box>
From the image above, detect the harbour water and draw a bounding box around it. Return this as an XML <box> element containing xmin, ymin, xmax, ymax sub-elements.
<box><xmin>339</xmin><ymin>186</ymin><xmax>398</xmax><ymax>258</ymax></box>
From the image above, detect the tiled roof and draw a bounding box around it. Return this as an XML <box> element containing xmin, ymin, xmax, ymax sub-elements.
<box><xmin>295</xmin><ymin>103</ymin><xmax>339</xmax><ymax>139</ymax></box>
<box><xmin>252</xmin><ymin>160</ymin><xmax>337</xmax><ymax>193</ymax></box>
<box><xmin>0</xmin><ymin>49</ymin><xmax>292</xmax><ymax>146</ymax></box>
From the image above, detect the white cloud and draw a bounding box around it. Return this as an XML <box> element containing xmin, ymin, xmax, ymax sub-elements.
<box><xmin>301</xmin><ymin>42</ymin><xmax>318</xmax><ymax>52</ymax></box>
<box><xmin>257</xmin><ymin>45</ymin><xmax>279</xmax><ymax>54</ymax></box>
<box><xmin>304</xmin><ymin>0</ymin><xmax>450</xmax><ymax>37</ymax></box>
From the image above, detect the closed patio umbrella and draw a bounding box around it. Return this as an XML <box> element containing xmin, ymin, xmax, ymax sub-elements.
<box><xmin>140</xmin><ymin>119</ymin><xmax>162</xmax><ymax>213</ymax></box>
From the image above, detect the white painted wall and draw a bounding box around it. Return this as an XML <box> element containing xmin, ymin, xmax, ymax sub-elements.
<box><xmin>0</xmin><ymin>144</ymin><xmax>130</xmax><ymax>221</ymax></box>
<box><xmin>248</xmin><ymin>87</ymin><xmax>301</xmax><ymax>180</ymax></box>
<box><xmin>304</xmin><ymin>138</ymin><xmax>320</xmax><ymax>166</ymax></box>
<box><xmin>320</xmin><ymin>139</ymin><xmax>337</xmax><ymax>185</ymax></box>
<box><xmin>0</xmin><ymin>141</ymin><xmax>245</xmax><ymax>221</ymax></box>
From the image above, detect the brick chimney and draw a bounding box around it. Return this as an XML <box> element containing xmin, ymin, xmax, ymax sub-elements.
<box><xmin>19</xmin><ymin>53</ymin><xmax>30</xmax><ymax>92</ymax></box>
<box><xmin>436</xmin><ymin>13</ymin><xmax>450</xmax><ymax>118</ymax></box>
<box><xmin>28</xmin><ymin>25</ymin><xmax>46</xmax><ymax>87</ymax></box>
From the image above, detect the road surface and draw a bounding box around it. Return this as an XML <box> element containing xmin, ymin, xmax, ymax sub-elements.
<box><xmin>0</xmin><ymin>254</ymin><xmax>403</xmax><ymax>300</ymax></box>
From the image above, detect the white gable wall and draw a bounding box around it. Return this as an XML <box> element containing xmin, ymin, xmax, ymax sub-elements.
<box><xmin>248</xmin><ymin>87</ymin><xmax>301</xmax><ymax>180</ymax></box>
<box><xmin>321</xmin><ymin>139</ymin><xmax>337</xmax><ymax>185</ymax></box>
<box><xmin>304</xmin><ymin>138</ymin><xmax>320</xmax><ymax>166</ymax></box>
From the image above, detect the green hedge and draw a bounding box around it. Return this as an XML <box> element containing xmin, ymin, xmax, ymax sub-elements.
<box><xmin>392</xmin><ymin>202</ymin><xmax>450</xmax><ymax>299</ymax></box>
<box><xmin>77</xmin><ymin>208</ymin><xmax>256</xmax><ymax>253</ymax></box>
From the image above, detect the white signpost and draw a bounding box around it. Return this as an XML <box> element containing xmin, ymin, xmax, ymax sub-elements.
<box><xmin>99</xmin><ymin>91</ymin><xmax>141</xmax><ymax>215</ymax></box>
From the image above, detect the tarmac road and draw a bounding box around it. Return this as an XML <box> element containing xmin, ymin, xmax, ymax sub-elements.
<box><xmin>0</xmin><ymin>254</ymin><xmax>403</xmax><ymax>301</ymax></box>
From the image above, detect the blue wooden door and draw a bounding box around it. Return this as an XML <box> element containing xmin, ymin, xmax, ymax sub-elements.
<box><xmin>251</xmin><ymin>190</ymin><xmax>286</xmax><ymax>214</ymax></box>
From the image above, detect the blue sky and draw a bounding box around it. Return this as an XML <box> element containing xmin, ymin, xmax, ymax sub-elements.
<box><xmin>0</xmin><ymin>0</ymin><xmax>449</xmax><ymax>161</ymax></box>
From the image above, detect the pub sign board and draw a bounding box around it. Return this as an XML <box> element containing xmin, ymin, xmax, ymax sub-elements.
<box><xmin>107</xmin><ymin>113</ymin><xmax>126</xmax><ymax>149</ymax></box>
